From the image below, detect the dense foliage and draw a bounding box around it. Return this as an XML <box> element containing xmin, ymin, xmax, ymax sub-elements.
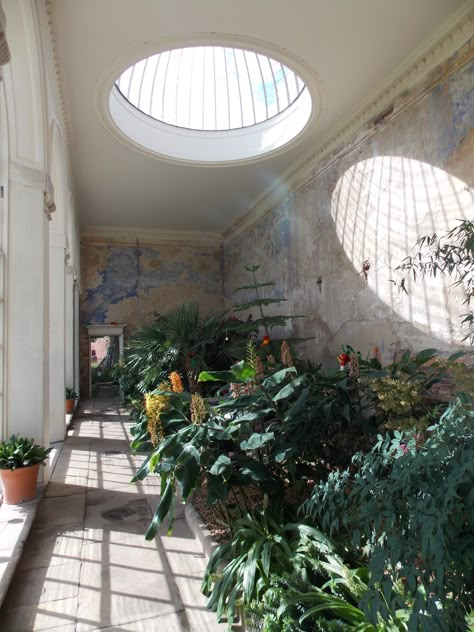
<box><xmin>121</xmin><ymin>267</ymin><xmax>473</xmax><ymax>631</ymax></box>
<box><xmin>303</xmin><ymin>399</ymin><xmax>474</xmax><ymax>631</ymax></box>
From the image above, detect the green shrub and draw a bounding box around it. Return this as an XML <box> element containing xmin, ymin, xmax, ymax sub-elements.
<box><xmin>302</xmin><ymin>398</ymin><xmax>474</xmax><ymax>631</ymax></box>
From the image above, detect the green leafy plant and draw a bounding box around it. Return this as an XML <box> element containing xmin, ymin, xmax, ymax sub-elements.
<box><xmin>226</xmin><ymin>265</ymin><xmax>305</xmax><ymax>360</ymax></box>
<box><xmin>393</xmin><ymin>219</ymin><xmax>474</xmax><ymax>343</ymax></box>
<box><xmin>65</xmin><ymin>387</ymin><xmax>78</xmax><ymax>399</ymax></box>
<box><xmin>302</xmin><ymin>398</ymin><xmax>474</xmax><ymax>631</ymax></box>
<box><xmin>247</xmin><ymin>559</ymin><xmax>408</xmax><ymax>631</ymax></box>
<box><xmin>0</xmin><ymin>435</ymin><xmax>53</xmax><ymax>470</ymax></box>
<box><xmin>118</xmin><ymin>301</ymin><xmax>237</xmax><ymax>403</ymax></box>
<box><xmin>202</xmin><ymin>506</ymin><xmax>338</xmax><ymax>628</ymax></box>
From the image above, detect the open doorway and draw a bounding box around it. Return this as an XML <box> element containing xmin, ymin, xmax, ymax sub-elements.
<box><xmin>90</xmin><ymin>335</ymin><xmax>119</xmax><ymax>397</ymax></box>
<box><xmin>86</xmin><ymin>325</ymin><xmax>126</xmax><ymax>398</ymax></box>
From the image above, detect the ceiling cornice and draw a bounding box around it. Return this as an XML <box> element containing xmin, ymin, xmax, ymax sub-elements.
<box><xmin>81</xmin><ymin>225</ymin><xmax>222</xmax><ymax>248</ymax></box>
<box><xmin>223</xmin><ymin>3</ymin><xmax>474</xmax><ymax>245</ymax></box>
<box><xmin>44</xmin><ymin>0</ymin><xmax>73</xmax><ymax>165</ymax></box>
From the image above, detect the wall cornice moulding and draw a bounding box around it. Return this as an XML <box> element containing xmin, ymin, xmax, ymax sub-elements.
<box><xmin>223</xmin><ymin>3</ymin><xmax>474</xmax><ymax>245</ymax></box>
<box><xmin>81</xmin><ymin>225</ymin><xmax>222</xmax><ymax>248</ymax></box>
<box><xmin>45</xmin><ymin>0</ymin><xmax>73</xmax><ymax>161</ymax></box>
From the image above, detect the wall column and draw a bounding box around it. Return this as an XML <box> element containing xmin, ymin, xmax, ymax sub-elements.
<box><xmin>65</xmin><ymin>265</ymin><xmax>74</xmax><ymax>393</ymax></box>
<box><xmin>48</xmin><ymin>229</ymin><xmax>66</xmax><ymax>442</ymax></box>
<box><xmin>6</xmin><ymin>162</ymin><xmax>49</xmax><ymax>445</ymax></box>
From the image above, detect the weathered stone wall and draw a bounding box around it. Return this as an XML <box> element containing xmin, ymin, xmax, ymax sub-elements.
<box><xmin>79</xmin><ymin>238</ymin><xmax>223</xmax><ymax>392</ymax></box>
<box><xmin>224</xmin><ymin>49</ymin><xmax>474</xmax><ymax>367</ymax></box>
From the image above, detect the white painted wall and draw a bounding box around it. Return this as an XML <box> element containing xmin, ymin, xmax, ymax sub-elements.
<box><xmin>0</xmin><ymin>0</ymin><xmax>80</xmax><ymax>484</ymax></box>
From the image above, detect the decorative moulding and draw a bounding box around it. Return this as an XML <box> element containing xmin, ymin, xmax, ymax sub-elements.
<box><xmin>0</xmin><ymin>1</ymin><xmax>11</xmax><ymax>66</ymax></box>
<box><xmin>223</xmin><ymin>4</ymin><xmax>474</xmax><ymax>245</ymax></box>
<box><xmin>44</xmin><ymin>0</ymin><xmax>73</xmax><ymax>158</ymax></box>
<box><xmin>81</xmin><ymin>225</ymin><xmax>221</xmax><ymax>248</ymax></box>
<box><xmin>85</xmin><ymin>324</ymin><xmax>126</xmax><ymax>337</ymax></box>
<box><xmin>44</xmin><ymin>174</ymin><xmax>56</xmax><ymax>221</ymax></box>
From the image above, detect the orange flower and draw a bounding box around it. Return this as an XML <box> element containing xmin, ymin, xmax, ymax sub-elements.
<box><xmin>261</xmin><ymin>335</ymin><xmax>270</xmax><ymax>347</ymax></box>
<box><xmin>169</xmin><ymin>371</ymin><xmax>184</xmax><ymax>393</ymax></box>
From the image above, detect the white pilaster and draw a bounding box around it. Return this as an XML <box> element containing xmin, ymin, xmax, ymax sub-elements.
<box><xmin>6</xmin><ymin>163</ymin><xmax>49</xmax><ymax>445</ymax></box>
<box><xmin>65</xmin><ymin>265</ymin><xmax>74</xmax><ymax>392</ymax></box>
<box><xmin>48</xmin><ymin>229</ymin><xmax>65</xmax><ymax>442</ymax></box>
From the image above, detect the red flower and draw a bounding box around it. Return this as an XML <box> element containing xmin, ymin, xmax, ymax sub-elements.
<box><xmin>337</xmin><ymin>352</ymin><xmax>350</xmax><ymax>367</ymax></box>
<box><xmin>261</xmin><ymin>335</ymin><xmax>271</xmax><ymax>347</ymax></box>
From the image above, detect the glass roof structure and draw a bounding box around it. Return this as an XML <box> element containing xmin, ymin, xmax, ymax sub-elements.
<box><xmin>116</xmin><ymin>46</ymin><xmax>307</xmax><ymax>132</ymax></box>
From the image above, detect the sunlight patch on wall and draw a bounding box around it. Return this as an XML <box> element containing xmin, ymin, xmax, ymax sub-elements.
<box><xmin>330</xmin><ymin>157</ymin><xmax>473</xmax><ymax>343</ymax></box>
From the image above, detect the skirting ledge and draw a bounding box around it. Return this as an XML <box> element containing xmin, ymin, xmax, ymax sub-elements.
<box><xmin>0</xmin><ymin>489</ymin><xmax>44</xmax><ymax>609</ymax></box>
<box><xmin>184</xmin><ymin>501</ymin><xmax>220</xmax><ymax>561</ymax></box>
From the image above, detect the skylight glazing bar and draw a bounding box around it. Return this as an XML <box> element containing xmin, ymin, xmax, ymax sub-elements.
<box><xmin>279</xmin><ymin>62</ymin><xmax>291</xmax><ymax>109</ymax></box>
<box><xmin>137</xmin><ymin>56</ymin><xmax>149</xmax><ymax>113</ymax></box>
<box><xmin>149</xmin><ymin>54</ymin><xmax>161</xmax><ymax>116</ymax></box>
<box><xmin>127</xmin><ymin>63</ymin><xmax>137</xmax><ymax>101</ymax></box>
<box><xmin>187</xmin><ymin>48</ymin><xmax>194</xmax><ymax>129</ymax></box>
<box><xmin>241</xmin><ymin>50</ymin><xmax>256</xmax><ymax>125</ymax></box>
<box><xmin>222</xmin><ymin>47</ymin><xmax>231</xmax><ymax>130</ymax></box>
<box><xmin>255</xmin><ymin>53</ymin><xmax>269</xmax><ymax>120</ymax></box>
<box><xmin>232</xmin><ymin>48</ymin><xmax>244</xmax><ymax>128</ymax></box>
<box><xmin>175</xmin><ymin>47</ymin><xmax>184</xmax><ymax>126</ymax></box>
<box><xmin>161</xmin><ymin>51</ymin><xmax>172</xmax><ymax>122</ymax></box>
<box><xmin>212</xmin><ymin>46</ymin><xmax>217</xmax><ymax>130</ymax></box>
<box><xmin>269</xmin><ymin>59</ymin><xmax>280</xmax><ymax>112</ymax></box>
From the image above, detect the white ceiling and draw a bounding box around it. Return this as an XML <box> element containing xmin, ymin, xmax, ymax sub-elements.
<box><xmin>49</xmin><ymin>0</ymin><xmax>471</xmax><ymax>238</ymax></box>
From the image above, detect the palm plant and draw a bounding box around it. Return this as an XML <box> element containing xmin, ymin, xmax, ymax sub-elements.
<box><xmin>158</xmin><ymin>301</ymin><xmax>231</xmax><ymax>389</ymax></box>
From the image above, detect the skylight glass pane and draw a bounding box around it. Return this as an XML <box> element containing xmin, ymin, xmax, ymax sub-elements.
<box><xmin>214</xmin><ymin>47</ymin><xmax>229</xmax><ymax>130</ymax></box>
<box><xmin>117</xmin><ymin>66</ymin><xmax>133</xmax><ymax>99</ymax></box>
<box><xmin>116</xmin><ymin>45</ymin><xmax>306</xmax><ymax>131</ymax></box>
<box><xmin>188</xmin><ymin>47</ymin><xmax>205</xmax><ymax>129</ymax></box>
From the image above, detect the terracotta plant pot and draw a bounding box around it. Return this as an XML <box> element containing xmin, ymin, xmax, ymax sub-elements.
<box><xmin>0</xmin><ymin>463</ymin><xmax>40</xmax><ymax>504</ymax></box>
<box><xmin>65</xmin><ymin>398</ymin><xmax>75</xmax><ymax>414</ymax></box>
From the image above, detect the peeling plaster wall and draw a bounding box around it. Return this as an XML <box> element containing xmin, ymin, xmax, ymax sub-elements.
<box><xmin>79</xmin><ymin>239</ymin><xmax>223</xmax><ymax>391</ymax></box>
<box><xmin>224</xmin><ymin>49</ymin><xmax>474</xmax><ymax>367</ymax></box>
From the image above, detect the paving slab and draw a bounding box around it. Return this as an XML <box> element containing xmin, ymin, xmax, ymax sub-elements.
<box><xmin>0</xmin><ymin>397</ymin><xmax>230</xmax><ymax>631</ymax></box>
<box><xmin>0</xmin><ymin>596</ymin><xmax>79</xmax><ymax>631</ymax></box>
<box><xmin>34</xmin><ymin>494</ymin><xmax>86</xmax><ymax>529</ymax></box>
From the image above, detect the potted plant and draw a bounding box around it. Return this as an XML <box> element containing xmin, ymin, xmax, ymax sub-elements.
<box><xmin>65</xmin><ymin>387</ymin><xmax>78</xmax><ymax>414</ymax></box>
<box><xmin>0</xmin><ymin>435</ymin><xmax>52</xmax><ymax>504</ymax></box>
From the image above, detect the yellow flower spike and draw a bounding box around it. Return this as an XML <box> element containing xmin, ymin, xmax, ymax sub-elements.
<box><xmin>169</xmin><ymin>371</ymin><xmax>184</xmax><ymax>393</ymax></box>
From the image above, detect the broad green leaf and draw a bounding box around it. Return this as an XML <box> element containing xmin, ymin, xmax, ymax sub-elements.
<box><xmin>262</xmin><ymin>366</ymin><xmax>297</xmax><ymax>389</ymax></box>
<box><xmin>272</xmin><ymin>443</ymin><xmax>297</xmax><ymax>463</ymax></box>
<box><xmin>240</xmin><ymin>432</ymin><xmax>274</xmax><ymax>451</ymax></box>
<box><xmin>175</xmin><ymin>457</ymin><xmax>200</xmax><ymax>499</ymax></box>
<box><xmin>198</xmin><ymin>370</ymin><xmax>236</xmax><ymax>383</ymax></box>
<box><xmin>145</xmin><ymin>480</ymin><xmax>174</xmax><ymax>540</ymax></box>
<box><xmin>415</xmin><ymin>348</ymin><xmax>438</xmax><ymax>365</ymax></box>
<box><xmin>206</xmin><ymin>474</ymin><xmax>229</xmax><ymax>505</ymax></box>
<box><xmin>272</xmin><ymin>375</ymin><xmax>306</xmax><ymax>402</ymax></box>
<box><xmin>230</xmin><ymin>360</ymin><xmax>255</xmax><ymax>382</ymax></box>
<box><xmin>240</xmin><ymin>460</ymin><xmax>273</xmax><ymax>482</ymax></box>
<box><xmin>130</xmin><ymin>453</ymin><xmax>152</xmax><ymax>482</ymax></box>
<box><xmin>209</xmin><ymin>454</ymin><xmax>232</xmax><ymax>478</ymax></box>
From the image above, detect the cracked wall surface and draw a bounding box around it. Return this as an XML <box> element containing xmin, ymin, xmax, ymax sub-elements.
<box><xmin>79</xmin><ymin>240</ymin><xmax>223</xmax><ymax>391</ymax></box>
<box><xmin>223</xmin><ymin>48</ymin><xmax>474</xmax><ymax>367</ymax></box>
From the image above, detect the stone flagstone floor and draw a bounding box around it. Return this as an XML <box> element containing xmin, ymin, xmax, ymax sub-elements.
<box><xmin>0</xmin><ymin>392</ymin><xmax>230</xmax><ymax>632</ymax></box>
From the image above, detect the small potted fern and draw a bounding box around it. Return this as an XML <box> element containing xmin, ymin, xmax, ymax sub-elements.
<box><xmin>65</xmin><ymin>387</ymin><xmax>78</xmax><ymax>414</ymax></box>
<box><xmin>0</xmin><ymin>435</ymin><xmax>52</xmax><ymax>504</ymax></box>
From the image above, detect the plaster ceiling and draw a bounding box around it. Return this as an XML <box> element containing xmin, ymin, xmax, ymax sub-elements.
<box><xmin>49</xmin><ymin>0</ymin><xmax>471</xmax><ymax>239</ymax></box>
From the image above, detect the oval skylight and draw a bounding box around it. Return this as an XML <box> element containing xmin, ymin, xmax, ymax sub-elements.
<box><xmin>116</xmin><ymin>46</ymin><xmax>306</xmax><ymax>132</ymax></box>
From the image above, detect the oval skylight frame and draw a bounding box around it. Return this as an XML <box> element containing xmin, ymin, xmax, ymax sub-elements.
<box><xmin>115</xmin><ymin>46</ymin><xmax>306</xmax><ymax>132</ymax></box>
<box><xmin>103</xmin><ymin>39</ymin><xmax>321</xmax><ymax>165</ymax></box>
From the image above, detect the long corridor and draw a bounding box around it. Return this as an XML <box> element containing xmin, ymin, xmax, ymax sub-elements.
<box><xmin>0</xmin><ymin>394</ymin><xmax>227</xmax><ymax>632</ymax></box>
